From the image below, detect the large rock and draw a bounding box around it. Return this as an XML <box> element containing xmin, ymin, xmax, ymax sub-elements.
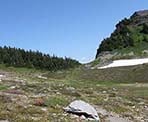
<box><xmin>64</xmin><ymin>100</ymin><xmax>100</xmax><ymax>121</ymax></box>
<box><xmin>0</xmin><ymin>120</ymin><xmax>9</xmax><ymax>122</ymax></box>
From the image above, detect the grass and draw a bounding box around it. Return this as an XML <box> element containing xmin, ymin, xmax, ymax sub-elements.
<box><xmin>0</xmin><ymin>85</ymin><xmax>8</xmax><ymax>91</ymax></box>
<box><xmin>0</xmin><ymin>65</ymin><xmax>147</xmax><ymax>121</ymax></box>
<box><xmin>45</xmin><ymin>96</ymin><xmax>69</xmax><ymax>107</ymax></box>
<box><xmin>111</xmin><ymin>41</ymin><xmax>148</xmax><ymax>60</ymax></box>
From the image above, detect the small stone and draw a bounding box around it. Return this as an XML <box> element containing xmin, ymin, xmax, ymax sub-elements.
<box><xmin>10</xmin><ymin>86</ymin><xmax>16</xmax><ymax>89</ymax></box>
<box><xmin>102</xmin><ymin>91</ymin><xmax>107</xmax><ymax>94</ymax></box>
<box><xmin>37</xmin><ymin>75</ymin><xmax>47</xmax><ymax>80</ymax></box>
<box><xmin>31</xmin><ymin>117</ymin><xmax>41</xmax><ymax>121</ymax></box>
<box><xmin>52</xmin><ymin>113</ymin><xmax>57</xmax><ymax>116</ymax></box>
<box><xmin>66</xmin><ymin>87</ymin><xmax>75</xmax><ymax>91</ymax></box>
<box><xmin>56</xmin><ymin>92</ymin><xmax>61</xmax><ymax>95</ymax></box>
<box><xmin>80</xmin><ymin>115</ymin><xmax>86</xmax><ymax>120</ymax></box>
<box><xmin>112</xmin><ymin>88</ymin><xmax>117</xmax><ymax>91</ymax></box>
<box><xmin>41</xmin><ymin>107</ymin><xmax>47</xmax><ymax>111</ymax></box>
<box><xmin>0</xmin><ymin>120</ymin><xmax>9</xmax><ymax>122</ymax></box>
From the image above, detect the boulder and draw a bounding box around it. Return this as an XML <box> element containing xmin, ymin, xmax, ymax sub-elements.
<box><xmin>64</xmin><ymin>100</ymin><xmax>99</xmax><ymax>121</ymax></box>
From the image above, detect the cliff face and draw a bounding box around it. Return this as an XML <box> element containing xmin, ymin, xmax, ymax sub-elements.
<box><xmin>96</xmin><ymin>10</ymin><xmax>148</xmax><ymax>59</ymax></box>
<box><xmin>130</xmin><ymin>10</ymin><xmax>148</xmax><ymax>26</ymax></box>
<box><xmin>135</xmin><ymin>10</ymin><xmax>148</xmax><ymax>16</ymax></box>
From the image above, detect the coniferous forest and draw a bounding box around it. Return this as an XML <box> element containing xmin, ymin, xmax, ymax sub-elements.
<box><xmin>0</xmin><ymin>46</ymin><xmax>80</xmax><ymax>71</ymax></box>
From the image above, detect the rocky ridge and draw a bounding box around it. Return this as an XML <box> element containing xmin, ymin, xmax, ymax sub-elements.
<box><xmin>96</xmin><ymin>10</ymin><xmax>148</xmax><ymax>62</ymax></box>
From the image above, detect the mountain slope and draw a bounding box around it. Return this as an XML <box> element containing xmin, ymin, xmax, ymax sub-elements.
<box><xmin>96</xmin><ymin>10</ymin><xmax>148</xmax><ymax>60</ymax></box>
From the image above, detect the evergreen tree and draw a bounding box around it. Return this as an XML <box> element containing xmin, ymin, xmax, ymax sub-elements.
<box><xmin>0</xmin><ymin>46</ymin><xmax>80</xmax><ymax>71</ymax></box>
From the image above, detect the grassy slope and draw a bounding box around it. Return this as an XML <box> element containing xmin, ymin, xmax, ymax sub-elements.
<box><xmin>70</xmin><ymin>64</ymin><xmax>148</xmax><ymax>83</ymax></box>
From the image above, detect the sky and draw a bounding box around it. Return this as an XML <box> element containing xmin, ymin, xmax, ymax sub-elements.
<box><xmin>0</xmin><ymin>0</ymin><xmax>148</xmax><ymax>63</ymax></box>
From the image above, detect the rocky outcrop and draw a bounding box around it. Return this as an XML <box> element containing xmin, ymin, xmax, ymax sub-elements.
<box><xmin>96</xmin><ymin>10</ymin><xmax>148</xmax><ymax>60</ymax></box>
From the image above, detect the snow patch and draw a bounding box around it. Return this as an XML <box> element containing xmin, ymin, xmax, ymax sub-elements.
<box><xmin>98</xmin><ymin>58</ymin><xmax>148</xmax><ymax>69</ymax></box>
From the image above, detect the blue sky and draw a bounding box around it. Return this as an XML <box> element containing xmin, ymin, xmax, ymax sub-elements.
<box><xmin>0</xmin><ymin>0</ymin><xmax>148</xmax><ymax>63</ymax></box>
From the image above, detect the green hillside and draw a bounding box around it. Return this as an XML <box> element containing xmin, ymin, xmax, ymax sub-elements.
<box><xmin>96</xmin><ymin>10</ymin><xmax>148</xmax><ymax>59</ymax></box>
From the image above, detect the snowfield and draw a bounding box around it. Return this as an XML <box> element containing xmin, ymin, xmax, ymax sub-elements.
<box><xmin>98</xmin><ymin>58</ymin><xmax>148</xmax><ymax>69</ymax></box>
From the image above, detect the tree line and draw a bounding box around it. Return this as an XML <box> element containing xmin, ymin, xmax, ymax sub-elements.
<box><xmin>0</xmin><ymin>46</ymin><xmax>80</xmax><ymax>71</ymax></box>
